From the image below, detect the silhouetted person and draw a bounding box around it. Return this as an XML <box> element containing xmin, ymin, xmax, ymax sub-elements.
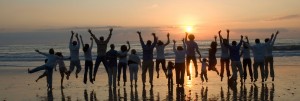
<box><xmin>240</xmin><ymin>36</ymin><xmax>253</xmax><ymax>82</ymax></box>
<box><xmin>218</xmin><ymin>30</ymin><xmax>231</xmax><ymax>81</ymax></box>
<box><xmin>28</xmin><ymin>49</ymin><xmax>61</xmax><ymax>90</ymax></box>
<box><xmin>265</xmin><ymin>31</ymin><xmax>279</xmax><ymax>81</ymax></box>
<box><xmin>66</xmin><ymin>31</ymin><xmax>81</xmax><ymax>79</ymax></box>
<box><xmin>35</xmin><ymin>59</ymin><xmax>49</xmax><ymax>82</ymax></box>
<box><xmin>245</xmin><ymin>37</ymin><xmax>265</xmax><ymax>82</ymax></box>
<box><xmin>106</xmin><ymin>44</ymin><xmax>118</xmax><ymax>88</ymax></box>
<box><xmin>185</xmin><ymin>32</ymin><xmax>202</xmax><ymax>79</ymax></box>
<box><xmin>128</xmin><ymin>49</ymin><xmax>141</xmax><ymax>87</ymax></box>
<box><xmin>88</xmin><ymin>28</ymin><xmax>113</xmax><ymax>81</ymax></box>
<box><xmin>199</xmin><ymin>58</ymin><xmax>209</xmax><ymax>83</ymax></box>
<box><xmin>166</xmin><ymin>61</ymin><xmax>175</xmax><ymax>85</ymax></box>
<box><xmin>80</xmin><ymin>35</ymin><xmax>94</xmax><ymax>84</ymax></box>
<box><xmin>226</xmin><ymin>35</ymin><xmax>244</xmax><ymax>84</ymax></box>
<box><xmin>173</xmin><ymin>39</ymin><xmax>186</xmax><ymax>86</ymax></box>
<box><xmin>137</xmin><ymin>31</ymin><xmax>158</xmax><ymax>86</ymax></box>
<box><xmin>54</xmin><ymin>52</ymin><xmax>69</xmax><ymax>88</ymax></box>
<box><xmin>208</xmin><ymin>35</ymin><xmax>219</xmax><ymax>75</ymax></box>
<box><xmin>117</xmin><ymin>41</ymin><xmax>131</xmax><ymax>86</ymax></box>
<box><xmin>155</xmin><ymin>33</ymin><xmax>170</xmax><ymax>78</ymax></box>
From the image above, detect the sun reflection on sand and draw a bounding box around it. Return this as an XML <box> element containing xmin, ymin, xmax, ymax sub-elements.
<box><xmin>186</xmin><ymin>62</ymin><xmax>193</xmax><ymax>88</ymax></box>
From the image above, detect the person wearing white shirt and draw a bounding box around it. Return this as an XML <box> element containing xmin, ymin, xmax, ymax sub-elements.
<box><xmin>155</xmin><ymin>33</ymin><xmax>170</xmax><ymax>78</ymax></box>
<box><xmin>264</xmin><ymin>31</ymin><xmax>279</xmax><ymax>81</ymax></box>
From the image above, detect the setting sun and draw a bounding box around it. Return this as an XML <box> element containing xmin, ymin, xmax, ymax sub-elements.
<box><xmin>185</xmin><ymin>26</ymin><xmax>193</xmax><ymax>33</ymax></box>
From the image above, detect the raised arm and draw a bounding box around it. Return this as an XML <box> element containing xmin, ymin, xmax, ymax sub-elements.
<box><xmin>218</xmin><ymin>30</ymin><xmax>223</xmax><ymax>44</ymax></box>
<box><xmin>70</xmin><ymin>31</ymin><xmax>75</xmax><ymax>46</ymax></box>
<box><xmin>164</xmin><ymin>33</ymin><xmax>170</xmax><ymax>46</ymax></box>
<box><xmin>90</xmin><ymin>37</ymin><xmax>93</xmax><ymax>50</ymax></box>
<box><xmin>151</xmin><ymin>33</ymin><xmax>158</xmax><ymax>47</ymax></box>
<box><xmin>237</xmin><ymin>35</ymin><xmax>244</xmax><ymax>47</ymax></box>
<box><xmin>137</xmin><ymin>31</ymin><xmax>145</xmax><ymax>46</ymax></box>
<box><xmin>271</xmin><ymin>31</ymin><xmax>279</xmax><ymax>46</ymax></box>
<box><xmin>105</xmin><ymin>28</ymin><xmax>113</xmax><ymax>43</ymax></box>
<box><xmin>79</xmin><ymin>35</ymin><xmax>84</xmax><ymax>49</ymax></box>
<box><xmin>173</xmin><ymin>40</ymin><xmax>177</xmax><ymax>52</ymax></box>
<box><xmin>126</xmin><ymin>41</ymin><xmax>131</xmax><ymax>51</ymax></box>
<box><xmin>226</xmin><ymin>29</ymin><xmax>230</xmax><ymax>41</ymax></box>
<box><xmin>75</xmin><ymin>33</ymin><xmax>80</xmax><ymax>48</ymax></box>
<box><xmin>182</xmin><ymin>38</ymin><xmax>187</xmax><ymax>51</ymax></box>
<box><xmin>35</xmin><ymin>49</ymin><xmax>47</xmax><ymax>56</ymax></box>
<box><xmin>185</xmin><ymin>32</ymin><xmax>188</xmax><ymax>42</ymax></box>
<box><xmin>245</xmin><ymin>36</ymin><xmax>250</xmax><ymax>44</ymax></box>
<box><xmin>88</xmin><ymin>29</ymin><xmax>100</xmax><ymax>43</ymax></box>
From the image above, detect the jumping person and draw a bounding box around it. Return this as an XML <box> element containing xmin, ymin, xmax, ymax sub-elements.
<box><xmin>226</xmin><ymin>35</ymin><xmax>244</xmax><ymax>84</ymax></box>
<box><xmin>54</xmin><ymin>52</ymin><xmax>69</xmax><ymax>88</ymax></box>
<box><xmin>66</xmin><ymin>31</ymin><xmax>81</xmax><ymax>79</ymax></box>
<box><xmin>117</xmin><ymin>41</ymin><xmax>131</xmax><ymax>86</ymax></box>
<box><xmin>137</xmin><ymin>31</ymin><xmax>158</xmax><ymax>87</ymax></box>
<box><xmin>28</xmin><ymin>49</ymin><xmax>61</xmax><ymax>90</ymax></box>
<box><xmin>199</xmin><ymin>57</ymin><xmax>209</xmax><ymax>83</ymax></box>
<box><xmin>166</xmin><ymin>61</ymin><xmax>175</xmax><ymax>85</ymax></box>
<box><xmin>208</xmin><ymin>35</ymin><xmax>219</xmax><ymax>75</ymax></box>
<box><xmin>264</xmin><ymin>31</ymin><xmax>279</xmax><ymax>81</ymax></box>
<box><xmin>218</xmin><ymin>30</ymin><xmax>231</xmax><ymax>81</ymax></box>
<box><xmin>155</xmin><ymin>33</ymin><xmax>170</xmax><ymax>78</ymax></box>
<box><xmin>88</xmin><ymin>28</ymin><xmax>113</xmax><ymax>81</ymax></box>
<box><xmin>240</xmin><ymin>36</ymin><xmax>253</xmax><ymax>82</ymax></box>
<box><xmin>80</xmin><ymin>35</ymin><xmax>94</xmax><ymax>84</ymax></box>
<box><xmin>173</xmin><ymin>39</ymin><xmax>186</xmax><ymax>86</ymax></box>
<box><xmin>106</xmin><ymin>44</ymin><xmax>118</xmax><ymax>88</ymax></box>
<box><xmin>128</xmin><ymin>49</ymin><xmax>141</xmax><ymax>87</ymax></box>
<box><xmin>185</xmin><ymin>32</ymin><xmax>202</xmax><ymax>79</ymax></box>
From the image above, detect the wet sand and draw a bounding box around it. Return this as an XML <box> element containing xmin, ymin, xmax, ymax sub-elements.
<box><xmin>0</xmin><ymin>57</ymin><xmax>299</xmax><ymax>100</ymax></box>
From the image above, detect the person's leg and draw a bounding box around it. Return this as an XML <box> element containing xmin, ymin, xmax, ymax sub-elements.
<box><xmin>129</xmin><ymin>65</ymin><xmax>133</xmax><ymax>85</ymax></box>
<box><xmin>107</xmin><ymin>66</ymin><xmax>112</xmax><ymax>87</ymax></box>
<box><xmin>180</xmin><ymin>62</ymin><xmax>185</xmax><ymax>85</ymax></box>
<box><xmin>155</xmin><ymin>59</ymin><xmax>160</xmax><ymax>78</ymax></box>
<box><xmin>270</xmin><ymin>57</ymin><xmax>274</xmax><ymax>81</ymax></box>
<box><xmin>259</xmin><ymin>62</ymin><xmax>265</xmax><ymax>82</ymax></box>
<box><xmin>220</xmin><ymin>58</ymin><xmax>225</xmax><ymax>80</ymax></box>
<box><xmin>200</xmin><ymin>72</ymin><xmax>204</xmax><ymax>82</ymax></box>
<box><xmin>36</xmin><ymin>71</ymin><xmax>47</xmax><ymax>82</ymax></box>
<box><xmin>237</xmin><ymin>62</ymin><xmax>243</xmax><ymax>82</ymax></box>
<box><xmin>264</xmin><ymin>57</ymin><xmax>269</xmax><ymax>80</ymax></box>
<box><xmin>29</xmin><ymin>65</ymin><xmax>47</xmax><ymax>73</ymax></box>
<box><xmin>88</xmin><ymin>61</ymin><xmax>93</xmax><ymax>83</ymax></box>
<box><xmin>186</xmin><ymin>56</ymin><xmax>192</xmax><ymax>77</ymax></box>
<box><xmin>93</xmin><ymin>56</ymin><xmax>101</xmax><ymax>80</ymax></box>
<box><xmin>47</xmin><ymin>68</ymin><xmax>53</xmax><ymax>90</ymax></box>
<box><xmin>231</xmin><ymin>61</ymin><xmax>238</xmax><ymax>80</ymax></box>
<box><xmin>204</xmin><ymin>71</ymin><xmax>208</xmax><ymax>82</ymax></box>
<box><xmin>60</xmin><ymin>71</ymin><xmax>64</xmax><ymax>88</ymax></box>
<box><xmin>113</xmin><ymin>66</ymin><xmax>117</xmax><ymax>88</ymax></box>
<box><xmin>243</xmin><ymin>59</ymin><xmax>247</xmax><ymax>80</ymax></box>
<box><xmin>253</xmin><ymin>62</ymin><xmax>259</xmax><ymax>81</ymax></box>
<box><xmin>122</xmin><ymin>63</ymin><xmax>127</xmax><ymax>84</ymax></box>
<box><xmin>75</xmin><ymin>60</ymin><xmax>82</xmax><ymax>78</ymax></box>
<box><xmin>117</xmin><ymin>62</ymin><xmax>122</xmax><ymax>85</ymax></box>
<box><xmin>225</xmin><ymin>59</ymin><xmax>231</xmax><ymax>77</ymax></box>
<box><xmin>191</xmin><ymin>56</ymin><xmax>198</xmax><ymax>77</ymax></box>
<box><xmin>248</xmin><ymin>59</ymin><xmax>253</xmax><ymax>81</ymax></box>
<box><xmin>175</xmin><ymin>63</ymin><xmax>180</xmax><ymax>85</ymax></box>
<box><xmin>149</xmin><ymin>61</ymin><xmax>154</xmax><ymax>85</ymax></box>
<box><xmin>101</xmin><ymin>56</ymin><xmax>109</xmax><ymax>74</ymax></box>
<box><xmin>141</xmin><ymin>61</ymin><xmax>148</xmax><ymax>85</ymax></box>
<box><xmin>162</xmin><ymin>59</ymin><xmax>167</xmax><ymax>75</ymax></box>
<box><xmin>134</xmin><ymin>64</ymin><xmax>138</xmax><ymax>84</ymax></box>
<box><xmin>84</xmin><ymin>60</ymin><xmax>88</xmax><ymax>84</ymax></box>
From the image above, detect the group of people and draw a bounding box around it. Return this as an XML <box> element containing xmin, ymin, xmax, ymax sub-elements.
<box><xmin>27</xmin><ymin>28</ymin><xmax>279</xmax><ymax>90</ymax></box>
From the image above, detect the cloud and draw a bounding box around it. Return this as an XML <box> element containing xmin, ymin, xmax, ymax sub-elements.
<box><xmin>266</xmin><ymin>14</ymin><xmax>300</xmax><ymax>21</ymax></box>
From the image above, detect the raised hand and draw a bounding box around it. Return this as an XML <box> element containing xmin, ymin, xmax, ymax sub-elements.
<box><xmin>71</xmin><ymin>30</ymin><xmax>75</xmax><ymax>35</ymax></box>
<box><xmin>167</xmin><ymin>33</ymin><xmax>170</xmax><ymax>37</ymax></box>
<box><xmin>35</xmin><ymin>49</ymin><xmax>39</xmax><ymax>52</ymax></box>
<box><xmin>109</xmin><ymin>28</ymin><xmax>113</xmax><ymax>32</ymax></box>
<box><xmin>245</xmin><ymin>36</ymin><xmax>248</xmax><ymax>39</ymax></box>
<box><xmin>276</xmin><ymin>30</ymin><xmax>279</xmax><ymax>35</ymax></box>
<box><xmin>218</xmin><ymin>30</ymin><xmax>221</xmax><ymax>34</ymax></box>
<box><xmin>152</xmin><ymin>33</ymin><xmax>156</xmax><ymax>36</ymax></box>
<box><xmin>137</xmin><ymin>31</ymin><xmax>141</xmax><ymax>35</ymax></box>
<box><xmin>75</xmin><ymin>33</ymin><xmax>79</xmax><ymax>37</ymax></box>
<box><xmin>173</xmin><ymin>40</ymin><xmax>176</xmax><ymax>43</ymax></box>
<box><xmin>214</xmin><ymin>35</ymin><xmax>217</xmax><ymax>39</ymax></box>
<box><xmin>90</xmin><ymin>37</ymin><xmax>93</xmax><ymax>40</ymax></box>
<box><xmin>185</xmin><ymin>32</ymin><xmax>188</xmax><ymax>35</ymax></box>
<box><xmin>182</xmin><ymin>38</ymin><xmax>184</xmax><ymax>42</ymax></box>
<box><xmin>241</xmin><ymin>35</ymin><xmax>243</xmax><ymax>39</ymax></box>
<box><xmin>227</xmin><ymin>29</ymin><xmax>230</xmax><ymax>34</ymax></box>
<box><xmin>88</xmin><ymin>29</ymin><xmax>92</xmax><ymax>34</ymax></box>
<box><xmin>126</xmin><ymin>41</ymin><xmax>130</xmax><ymax>44</ymax></box>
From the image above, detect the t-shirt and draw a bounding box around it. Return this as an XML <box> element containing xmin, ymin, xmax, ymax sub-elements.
<box><xmin>128</xmin><ymin>54</ymin><xmax>141</xmax><ymax>65</ymax></box>
<box><xmin>69</xmin><ymin>44</ymin><xmax>80</xmax><ymax>61</ymax></box>
<box><xmin>106</xmin><ymin>49</ymin><xmax>118</xmax><ymax>66</ymax></box>
<box><xmin>95</xmin><ymin>41</ymin><xmax>108</xmax><ymax>56</ymax></box>
<box><xmin>84</xmin><ymin>47</ymin><xmax>93</xmax><ymax>61</ymax></box>
<box><xmin>39</xmin><ymin>52</ymin><xmax>61</xmax><ymax>68</ymax></box>
<box><xmin>227</xmin><ymin>40</ymin><xmax>243</xmax><ymax>61</ymax></box>
<box><xmin>242</xmin><ymin>48</ymin><xmax>251</xmax><ymax>59</ymax></box>
<box><xmin>156</xmin><ymin>45</ymin><xmax>166</xmax><ymax>59</ymax></box>
<box><xmin>118</xmin><ymin>51</ymin><xmax>128</xmax><ymax>63</ymax></box>
<box><xmin>265</xmin><ymin>43</ymin><xmax>273</xmax><ymax>57</ymax></box>
<box><xmin>201</xmin><ymin>61</ymin><xmax>208</xmax><ymax>71</ymax></box>
<box><xmin>250</xmin><ymin>43</ymin><xmax>266</xmax><ymax>62</ymax></box>
<box><xmin>185</xmin><ymin>41</ymin><xmax>199</xmax><ymax>57</ymax></box>
<box><xmin>221</xmin><ymin>44</ymin><xmax>230</xmax><ymax>59</ymax></box>
<box><xmin>173</xmin><ymin>42</ymin><xmax>187</xmax><ymax>63</ymax></box>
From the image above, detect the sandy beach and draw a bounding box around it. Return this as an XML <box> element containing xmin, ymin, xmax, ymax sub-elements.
<box><xmin>0</xmin><ymin>56</ymin><xmax>299</xmax><ymax>101</ymax></box>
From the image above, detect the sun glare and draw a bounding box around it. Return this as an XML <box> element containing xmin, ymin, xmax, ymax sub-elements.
<box><xmin>185</xmin><ymin>26</ymin><xmax>193</xmax><ymax>33</ymax></box>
